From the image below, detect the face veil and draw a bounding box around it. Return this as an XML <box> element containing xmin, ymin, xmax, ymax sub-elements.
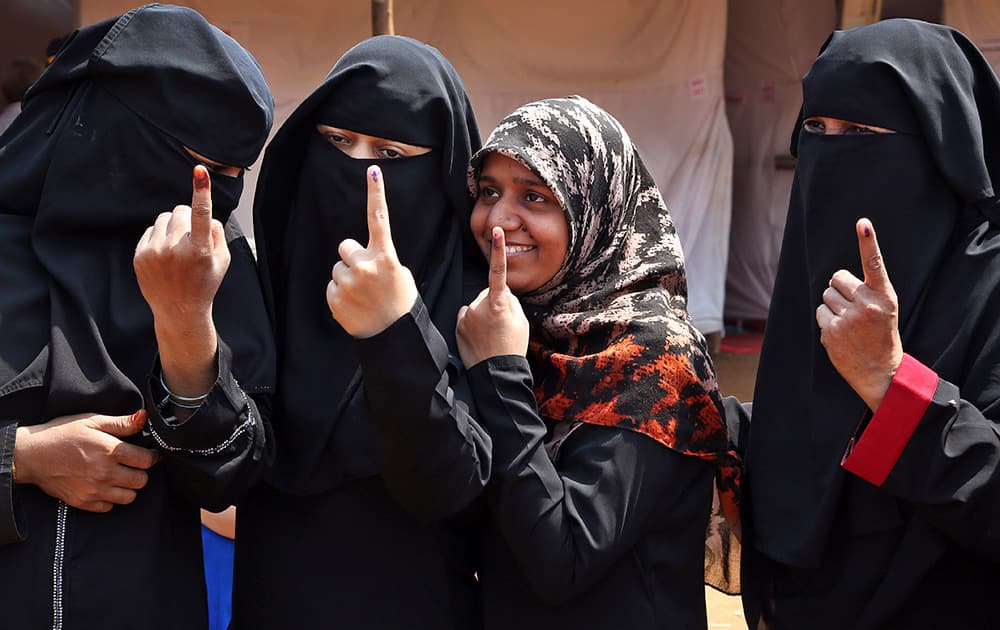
<box><xmin>0</xmin><ymin>5</ymin><xmax>275</xmax><ymax>424</ymax></box>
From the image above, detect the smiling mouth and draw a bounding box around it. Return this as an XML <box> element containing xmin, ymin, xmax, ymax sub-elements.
<box><xmin>504</xmin><ymin>244</ymin><xmax>536</xmax><ymax>256</ymax></box>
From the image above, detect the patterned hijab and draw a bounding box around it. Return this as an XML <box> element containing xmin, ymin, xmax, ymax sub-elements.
<box><xmin>469</xmin><ymin>96</ymin><xmax>742</xmax><ymax>588</ymax></box>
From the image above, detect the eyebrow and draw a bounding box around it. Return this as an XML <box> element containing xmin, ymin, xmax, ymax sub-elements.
<box><xmin>479</xmin><ymin>173</ymin><xmax>548</xmax><ymax>188</ymax></box>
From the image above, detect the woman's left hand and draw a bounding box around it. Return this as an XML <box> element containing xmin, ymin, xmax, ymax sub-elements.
<box><xmin>456</xmin><ymin>227</ymin><xmax>530</xmax><ymax>368</ymax></box>
<box><xmin>816</xmin><ymin>218</ymin><xmax>903</xmax><ymax>411</ymax></box>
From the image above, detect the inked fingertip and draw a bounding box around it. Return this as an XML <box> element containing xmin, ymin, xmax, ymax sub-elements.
<box><xmin>369</xmin><ymin>166</ymin><xmax>379</xmax><ymax>183</ymax></box>
<box><xmin>193</xmin><ymin>165</ymin><xmax>210</xmax><ymax>191</ymax></box>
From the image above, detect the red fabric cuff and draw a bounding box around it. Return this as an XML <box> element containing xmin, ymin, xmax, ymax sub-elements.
<box><xmin>841</xmin><ymin>354</ymin><xmax>938</xmax><ymax>486</ymax></box>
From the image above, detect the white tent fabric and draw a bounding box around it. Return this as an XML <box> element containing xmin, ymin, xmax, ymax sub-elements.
<box><xmin>80</xmin><ymin>0</ymin><xmax>734</xmax><ymax>335</ymax></box>
<box><xmin>723</xmin><ymin>0</ymin><xmax>837</xmax><ymax>323</ymax></box>
<box><xmin>944</xmin><ymin>0</ymin><xmax>1000</xmax><ymax>72</ymax></box>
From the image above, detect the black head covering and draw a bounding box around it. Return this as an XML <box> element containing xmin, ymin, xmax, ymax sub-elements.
<box><xmin>749</xmin><ymin>18</ymin><xmax>1000</xmax><ymax>567</ymax></box>
<box><xmin>253</xmin><ymin>35</ymin><xmax>483</xmax><ymax>494</ymax></box>
<box><xmin>0</xmin><ymin>4</ymin><xmax>275</xmax><ymax>425</ymax></box>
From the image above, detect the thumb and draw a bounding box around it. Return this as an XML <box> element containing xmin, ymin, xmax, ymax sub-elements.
<box><xmin>92</xmin><ymin>409</ymin><xmax>147</xmax><ymax>437</ymax></box>
<box><xmin>190</xmin><ymin>165</ymin><xmax>213</xmax><ymax>251</ymax></box>
<box><xmin>366</xmin><ymin>165</ymin><xmax>397</xmax><ymax>258</ymax></box>
<box><xmin>488</xmin><ymin>226</ymin><xmax>508</xmax><ymax>300</ymax></box>
<box><xmin>856</xmin><ymin>218</ymin><xmax>891</xmax><ymax>294</ymax></box>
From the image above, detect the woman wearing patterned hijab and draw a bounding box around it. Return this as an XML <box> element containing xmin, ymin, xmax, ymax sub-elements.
<box><xmin>456</xmin><ymin>95</ymin><xmax>740</xmax><ymax>629</ymax></box>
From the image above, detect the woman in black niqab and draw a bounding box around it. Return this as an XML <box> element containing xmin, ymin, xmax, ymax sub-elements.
<box><xmin>233</xmin><ymin>36</ymin><xmax>490</xmax><ymax>629</ymax></box>
<box><xmin>744</xmin><ymin>18</ymin><xmax>1000</xmax><ymax>630</ymax></box>
<box><xmin>0</xmin><ymin>4</ymin><xmax>275</xmax><ymax>629</ymax></box>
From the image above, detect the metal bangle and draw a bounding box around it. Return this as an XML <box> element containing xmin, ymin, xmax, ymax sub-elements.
<box><xmin>159</xmin><ymin>372</ymin><xmax>210</xmax><ymax>404</ymax></box>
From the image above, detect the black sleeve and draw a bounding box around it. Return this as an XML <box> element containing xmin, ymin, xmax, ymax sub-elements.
<box><xmin>0</xmin><ymin>421</ymin><xmax>22</xmax><ymax>544</ymax></box>
<box><xmin>354</xmin><ymin>297</ymin><xmax>492</xmax><ymax>522</ymax></box>
<box><xmin>721</xmin><ymin>396</ymin><xmax>751</xmax><ymax>457</ymax></box>
<box><xmin>878</xmin><ymin>378</ymin><xmax>1000</xmax><ymax>559</ymax></box>
<box><xmin>144</xmin><ymin>339</ymin><xmax>273</xmax><ymax>512</ymax></box>
<box><xmin>467</xmin><ymin>355</ymin><xmax>711</xmax><ymax>605</ymax></box>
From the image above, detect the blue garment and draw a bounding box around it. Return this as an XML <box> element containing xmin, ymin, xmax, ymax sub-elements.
<box><xmin>201</xmin><ymin>525</ymin><xmax>234</xmax><ymax>630</ymax></box>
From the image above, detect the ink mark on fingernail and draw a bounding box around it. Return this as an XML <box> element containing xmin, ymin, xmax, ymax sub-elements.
<box><xmin>194</xmin><ymin>167</ymin><xmax>210</xmax><ymax>191</ymax></box>
<box><xmin>371</xmin><ymin>168</ymin><xmax>379</xmax><ymax>183</ymax></box>
<box><xmin>863</xmin><ymin>225</ymin><xmax>871</xmax><ymax>237</ymax></box>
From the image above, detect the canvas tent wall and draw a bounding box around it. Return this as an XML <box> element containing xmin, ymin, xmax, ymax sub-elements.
<box><xmin>723</xmin><ymin>0</ymin><xmax>837</xmax><ymax>324</ymax></box>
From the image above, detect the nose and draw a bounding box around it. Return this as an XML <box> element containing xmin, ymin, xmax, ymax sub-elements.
<box><xmin>484</xmin><ymin>197</ymin><xmax>522</xmax><ymax>233</ymax></box>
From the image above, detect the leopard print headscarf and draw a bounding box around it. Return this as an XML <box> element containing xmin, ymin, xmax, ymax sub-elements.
<box><xmin>470</xmin><ymin>96</ymin><xmax>742</xmax><ymax>588</ymax></box>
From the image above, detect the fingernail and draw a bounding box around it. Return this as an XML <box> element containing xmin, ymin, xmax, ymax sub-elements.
<box><xmin>194</xmin><ymin>166</ymin><xmax>210</xmax><ymax>191</ymax></box>
<box><xmin>130</xmin><ymin>409</ymin><xmax>147</xmax><ymax>423</ymax></box>
<box><xmin>370</xmin><ymin>167</ymin><xmax>379</xmax><ymax>183</ymax></box>
<box><xmin>863</xmin><ymin>225</ymin><xmax>871</xmax><ymax>237</ymax></box>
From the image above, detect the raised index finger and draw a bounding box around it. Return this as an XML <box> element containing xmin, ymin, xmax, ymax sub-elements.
<box><xmin>366</xmin><ymin>165</ymin><xmax>396</xmax><ymax>257</ymax></box>
<box><xmin>489</xmin><ymin>226</ymin><xmax>508</xmax><ymax>299</ymax></box>
<box><xmin>190</xmin><ymin>165</ymin><xmax>213</xmax><ymax>250</ymax></box>
<box><xmin>856</xmin><ymin>218</ymin><xmax>890</xmax><ymax>293</ymax></box>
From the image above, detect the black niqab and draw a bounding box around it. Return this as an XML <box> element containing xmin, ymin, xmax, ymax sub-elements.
<box><xmin>253</xmin><ymin>35</ymin><xmax>483</xmax><ymax>494</ymax></box>
<box><xmin>0</xmin><ymin>4</ymin><xmax>275</xmax><ymax>426</ymax></box>
<box><xmin>749</xmin><ymin>19</ymin><xmax>1000</xmax><ymax>567</ymax></box>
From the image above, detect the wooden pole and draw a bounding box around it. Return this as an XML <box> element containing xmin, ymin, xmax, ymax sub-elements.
<box><xmin>372</xmin><ymin>0</ymin><xmax>395</xmax><ymax>36</ymax></box>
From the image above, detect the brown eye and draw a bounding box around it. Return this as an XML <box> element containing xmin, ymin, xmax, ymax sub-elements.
<box><xmin>323</xmin><ymin>133</ymin><xmax>350</xmax><ymax>146</ymax></box>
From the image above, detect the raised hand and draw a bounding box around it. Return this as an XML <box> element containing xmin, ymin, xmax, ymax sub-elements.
<box><xmin>14</xmin><ymin>410</ymin><xmax>160</xmax><ymax>512</ymax></box>
<box><xmin>327</xmin><ymin>165</ymin><xmax>419</xmax><ymax>338</ymax></box>
<box><xmin>134</xmin><ymin>165</ymin><xmax>225</xmax><ymax>401</ymax></box>
<box><xmin>456</xmin><ymin>227</ymin><xmax>530</xmax><ymax>367</ymax></box>
<box><xmin>134</xmin><ymin>165</ymin><xmax>231</xmax><ymax>322</ymax></box>
<box><xmin>816</xmin><ymin>218</ymin><xmax>903</xmax><ymax>411</ymax></box>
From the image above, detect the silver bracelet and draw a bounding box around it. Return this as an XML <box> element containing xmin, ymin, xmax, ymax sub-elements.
<box><xmin>159</xmin><ymin>372</ymin><xmax>210</xmax><ymax>406</ymax></box>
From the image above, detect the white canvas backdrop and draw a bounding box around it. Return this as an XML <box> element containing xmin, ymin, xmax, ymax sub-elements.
<box><xmin>723</xmin><ymin>0</ymin><xmax>837</xmax><ymax>323</ymax></box>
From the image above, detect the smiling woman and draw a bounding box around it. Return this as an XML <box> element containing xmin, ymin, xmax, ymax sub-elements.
<box><xmin>471</xmin><ymin>153</ymin><xmax>569</xmax><ymax>294</ymax></box>
<box><xmin>456</xmin><ymin>95</ymin><xmax>741</xmax><ymax>630</ymax></box>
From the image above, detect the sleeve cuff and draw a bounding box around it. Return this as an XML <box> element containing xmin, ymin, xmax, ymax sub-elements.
<box><xmin>0</xmin><ymin>422</ymin><xmax>23</xmax><ymax>544</ymax></box>
<box><xmin>144</xmin><ymin>341</ymin><xmax>255</xmax><ymax>455</ymax></box>
<box><xmin>842</xmin><ymin>353</ymin><xmax>938</xmax><ymax>486</ymax></box>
